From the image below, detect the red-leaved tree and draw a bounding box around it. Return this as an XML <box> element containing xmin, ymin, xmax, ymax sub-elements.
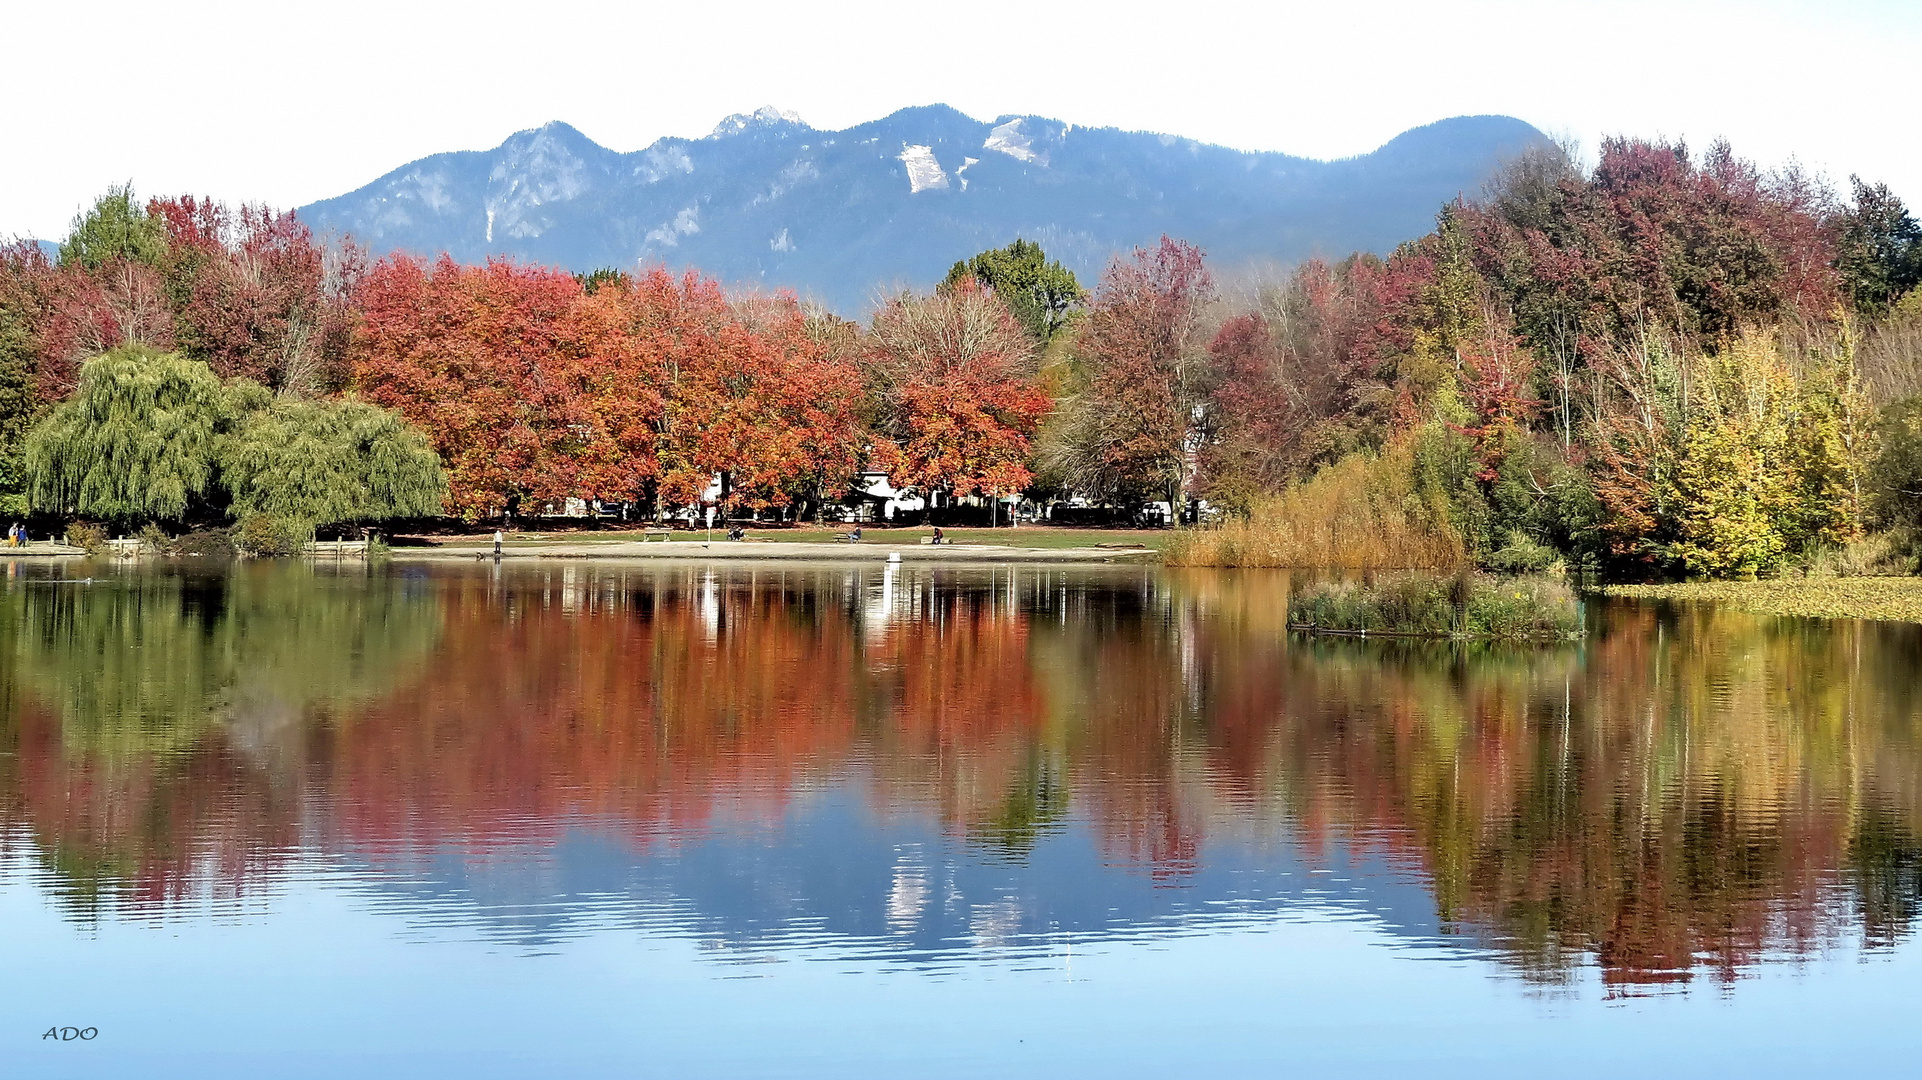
<box><xmin>1048</xmin><ymin>236</ymin><xmax>1214</xmax><ymax>507</ymax></box>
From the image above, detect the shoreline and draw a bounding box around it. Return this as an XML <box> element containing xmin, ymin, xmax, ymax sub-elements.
<box><xmin>390</xmin><ymin>539</ymin><xmax>1156</xmax><ymax>564</ymax></box>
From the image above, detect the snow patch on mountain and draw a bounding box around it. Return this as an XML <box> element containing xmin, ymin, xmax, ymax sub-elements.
<box><xmin>752</xmin><ymin>158</ymin><xmax>820</xmax><ymax>208</ymax></box>
<box><xmin>636</xmin><ymin>145</ymin><xmax>695</xmax><ymax>183</ymax></box>
<box><xmin>645</xmin><ymin>206</ymin><xmax>701</xmax><ymax>248</ymax></box>
<box><xmin>402</xmin><ymin>168</ymin><xmax>458</xmax><ymax>213</ymax></box>
<box><xmin>898</xmin><ymin>145</ymin><xmax>948</xmax><ymax>193</ymax></box>
<box><xmin>984</xmin><ymin>119</ymin><xmax>1042</xmax><ymax>165</ymax></box>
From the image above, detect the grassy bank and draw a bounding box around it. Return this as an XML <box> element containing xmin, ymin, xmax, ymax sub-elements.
<box><xmin>1601</xmin><ymin>578</ymin><xmax>1922</xmax><ymax>622</ymax></box>
<box><xmin>1291</xmin><ymin>572</ymin><xmax>1582</xmax><ymax>641</ymax></box>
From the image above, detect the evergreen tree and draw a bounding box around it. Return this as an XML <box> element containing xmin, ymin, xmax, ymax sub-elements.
<box><xmin>1838</xmin><ymin>178</ymin><xmax>1922</xmax><ymax>314</ymax></box>
<box><xmin>942</xmin><ymin>239</ymin><xmax>1083</xmax><ymax>344</ymax></box>
<box><xmin>58</xmin><ymin>185</ymin><xmax>168</xmax><ymax>271</ymax></box>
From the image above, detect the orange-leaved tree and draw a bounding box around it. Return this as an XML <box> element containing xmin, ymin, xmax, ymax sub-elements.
<box><xmin>645</xmin><ymin>275</ymin><xmax>867</xmax><ymax>515</ymax></box>
<box><xmin>353</xmin><ymin>255</ymin><xmax>585</xmax><ymax>518</ymax></box>
<box><xmin>864</xmin><ymin>280</ymin><xmax>1051</xmax><ymax>504</ymax></box>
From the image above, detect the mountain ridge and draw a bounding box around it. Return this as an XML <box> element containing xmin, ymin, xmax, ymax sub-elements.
<box><xmin>296</xmin><ymin>106</ymin><xmax>1549</xmax><ymax>313</ymax></box>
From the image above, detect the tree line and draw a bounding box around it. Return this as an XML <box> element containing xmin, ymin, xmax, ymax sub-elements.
<box><xmin>3</xmin><ymin>136</ymin><xmax>1921</xmax><ymax>576</ymax></box>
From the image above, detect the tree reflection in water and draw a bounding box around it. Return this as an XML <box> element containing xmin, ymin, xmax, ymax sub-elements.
<box><xmin>0</xmin><ymin>560</ymin><xmax>1917</xmax><ymax>989</ymax></box>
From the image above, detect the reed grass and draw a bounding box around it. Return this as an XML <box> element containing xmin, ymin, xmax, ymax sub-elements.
<box><xmin>1291</xmin><ymin>572</ymin><xmax>1583</xmax><ymax>641</ymax></box>
<box><xmin>1168</xmin><ymin>442</ymin><xmax>1463</xmax><ymax>568</ymax></box>
<box><xmin>1602</xmin><ymin>578</ymin><xmax>1922</xmax><ymax>622</ymax></box>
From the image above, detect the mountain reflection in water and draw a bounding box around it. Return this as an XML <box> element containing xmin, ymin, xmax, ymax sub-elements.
<box><xmin>1</xmin><ymin>559</ymin><xmax>1918</xmax><ymax>993</ymax></box>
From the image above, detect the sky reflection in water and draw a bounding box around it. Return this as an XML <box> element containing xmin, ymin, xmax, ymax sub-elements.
<box><xmin>1</xmin><ymin>559</ymin><xmax>1919</xmax><ymax>1077</ymax></box>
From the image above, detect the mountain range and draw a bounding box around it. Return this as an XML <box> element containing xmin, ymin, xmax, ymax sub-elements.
<box><xmin>296</xmin><ymin>105</ymin><xmax>1549</xmax><ymax>314</ymax></box>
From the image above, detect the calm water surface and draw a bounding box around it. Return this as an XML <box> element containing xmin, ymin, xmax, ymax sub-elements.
<box><xmin>2</xmin><ymin>559</ymin><xmax>1918</xmax><ymax>1077</ymax></box>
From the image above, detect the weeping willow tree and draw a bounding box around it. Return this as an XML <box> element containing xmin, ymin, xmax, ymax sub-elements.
<box><xmin>225</xmin><ymin>393</ymin><xmax>447</xmax><ymax>530</ymax></box>
<box><xmin>25</xmin><ymin>345</ymin><xmax>239</xmax><ymax>523</ymax></box>
<box><xmin>25</xmin><ymin>344</ymin><xmax>446</xmax><ymax>534</ymax></box>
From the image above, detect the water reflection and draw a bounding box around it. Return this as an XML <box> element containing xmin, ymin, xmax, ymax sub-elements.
<box><xmin>0</xmin><ymin>559</ymin><xmax>1917</xmax><ymax>991</ymax></box>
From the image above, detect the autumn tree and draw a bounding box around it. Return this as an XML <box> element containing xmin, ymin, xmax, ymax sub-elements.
<box><xmin>23</xmin><ymin>188</ymin><xmax>367</xmax><ymax>405</ymax></box>
<box><xmin>652</xmin><ymin>279</ymin><xmax>865</xmax><ymax>515</ymax></box>
<box><xmin>865</xmin><ymin>282</ymin><xmax>1051</xmax><ymax>506</ymax></box>
<box><xmin>152</xmin><ymin>198</ymin><xmax>362</xmax><ymax>395</ymax></box>
<box><xmin>353</xmin><ymin>255</ymin><xmax>586</xmax><ymax>518</ymax></box>
<box><xmin>1465</xmin><ymin>138</ymin><xmax>1841</xmax><ymax>362</ymax></box>
<box><xmin>1587</xmin><ymin>328</ymin><xmax>1862</xmax><ymax>577</ymax></box>
<box><xmin>728</xmin><ymin>291</ymin><xmax>869</xmax><ymax>514</ymax></box>
<box><xmin>1044</xmin><ymin>237</ymin><xmax>1214</xmax><ymax>509</ymax></box>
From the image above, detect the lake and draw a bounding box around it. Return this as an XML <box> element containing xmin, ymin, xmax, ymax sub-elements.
<box><xmin>3</xmin><ymin>558</ymin><xmax>1918</xmax><ymax>1077</ymax></box>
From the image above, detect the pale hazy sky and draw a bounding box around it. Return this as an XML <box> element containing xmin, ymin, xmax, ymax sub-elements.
<box><xmin>4</xmin><ymin>0</ymin><xmax>1916</xmax><ymax>240</ymax></box>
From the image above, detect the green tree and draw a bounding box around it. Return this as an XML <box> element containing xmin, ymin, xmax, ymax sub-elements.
<box><xmin>24</xmin><ymin>345</ymin><xmax>445</xmax><ymax>533</ymax></box>
<box><xmin>1838</xmin><ymin>177</ymin><xmax>1922</xmax><ymax>315</ymax></box>
<box><xmin>0</xmin><ymin>280</ymin><xmax>39</xmax><ymax>517</ymax></box>
<box><xmin>25</xmin><ymin>345</ymin><xmax>238</xmax><ymax>524</ymax></box>
<box><xmin>942</xmin><ymin>239</ymin><xmax>1084</xmax><ymax>344</ymax></box>
<box><xmin>225</xmin><ymin>394</ymin><xmax>446</xmax><ymax>529</ymax></box>
<box><xmin>58</xmin><ymin>185</ymin><xmax>168</xmax><ymax>271</ymax></box>
<box><xmin>575</xmin><ymin>267</ymin><xmax>631</xmax><ymax>295</ymax></box>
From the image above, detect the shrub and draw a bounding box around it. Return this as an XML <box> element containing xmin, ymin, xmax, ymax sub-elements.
<box><xmin>233</xmin><ymin>515</ymin><xmax>310</xmax><ymax>557</ymax></box>
<box><xmin>1869</xmin><ymin>397</ymin><xmax>1922</xmax><ymax>531</ymax></box>
<box><xmin>1486</xmin><ymin>530</ymin><xmax>1561</xmax><ymax>574</ymax></box>
<box><xmin>63</xmin><ymin>522</ymin><xmax>107</xmax><ymax>554</ymax></box>
<box><xmin>171</xmin><ymin>528</ymin><xmax>235</xmax><ymax>557</ymax></box>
